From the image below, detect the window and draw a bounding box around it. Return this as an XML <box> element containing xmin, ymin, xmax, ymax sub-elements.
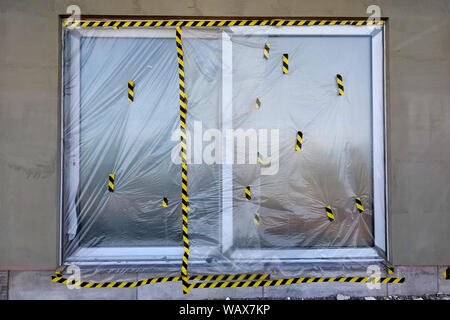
<box><xmin>61</xmin><ymin>22</ymin><xmax>386</xmax><ymax>270</ymax></box>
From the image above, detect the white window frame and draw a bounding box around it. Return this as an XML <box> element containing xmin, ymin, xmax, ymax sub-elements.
<box><xmin>221</xmin><ymin>25</ymin><xmax>387</xmax><ymax>264</ymax></box>
<box><xmin>60</xmin><ymin>24</ymin><xmax>387</xmax><ymax>267</ymax></box>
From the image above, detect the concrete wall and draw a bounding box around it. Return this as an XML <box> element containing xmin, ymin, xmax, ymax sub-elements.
<box><xmin>0</xmin><ymin>0</ymin><xmax>449</xmax><ymax>268</ymax></box>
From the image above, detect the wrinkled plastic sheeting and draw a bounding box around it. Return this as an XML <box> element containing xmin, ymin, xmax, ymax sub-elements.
<box><xmin>61</xmin><ymin>26</ymin><xmax>377</xmax><ymax>277</ymax></box>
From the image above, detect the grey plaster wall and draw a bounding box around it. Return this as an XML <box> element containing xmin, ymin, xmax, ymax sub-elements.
<box><xmin>0</xmin><ymin>0</ymin><xmax>449</xmax><ymax>268</ymax></box>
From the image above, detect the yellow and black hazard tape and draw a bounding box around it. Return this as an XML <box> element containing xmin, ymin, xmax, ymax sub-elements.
<box><xmin>337</xmin><ymin>73</ymin><xmax>344</xmax><ymax>96</ymax></box>
<box><xmin>188</xmin><ymin>276</ymin><xmax>405</xmax><ymax>289</ymax></box>
<box><xmin>52</xmin><ymin>273</ymin><xmax>270</xmax><ymax>288</ymax></box>
<box><xmin>255</xmin><ymin>97</ymin><xmax>262</xmax><ymax>109</ymax></box>
<box><xmin>282</xmin><ymin>54</ymin><xmax>289</xmax><ymax>74</ymax></box>
<box><xmin>443</xmin><ymin>267</ymin><xmax>450</xmax><ymax>280</ymax></box>
<box><xmin>245</xmin><ymin>186</ymin><xmax>251</xmax><ymax>201</ymax></box>
<box><xmin>254</xmin><ymin>212</ymin><xmax>261</xmax><ymax>225</ymax></box>
<box><xmin>355</xmin><ymin>197</ymin><xmax>364</xmax><ymax>213</ymax></box>
<box><xmin>162</xmin><ymin>197</ymin><xmax>169</xmax><ymax>207</ymax></box>
<box><xmin>296</xmin><ymin>131</ymin><xmax>303</xmax><ymax>151</ymax></box>
<box><xmin>128</xmin><ymin>80</ymin><xmax>135</xmax><ymax>102</ymax></box>
<box><xmin>63</xmin><ymin>19</ymin><xmax>384</xmax><ymax>28</ymax></box>
<box><xmin>176</xmin><ymin>27</ymin><xmax>191</xmax><ymax>295</ymax></box>
<box><xmin>257</xmin><ymin>152</ymin><xmax>263</xmax><ymax>164</ymax></box>
<box><xmin>326</xmin><ymin>205</ymin><xmax>335</xmax><ymax>222</ymax></box>
<box><xmin>108</xmin><ymin>174</ymin><xmax>115</xmax><ymax>192</ymax></box>
<box><xmin>263</xmin><ymin>43</ymin><xmax>270</xmax><ymax>59</ymax></box>
<box><xmin>382</xmin><ymin>261</ymin><xmax>395</xmax><ymax>275</ymax></box>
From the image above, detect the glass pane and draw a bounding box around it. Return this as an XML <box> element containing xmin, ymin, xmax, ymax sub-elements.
<box><xmin>183</xmin><ymin>32</ymin><xmax>222</xmax><ymax>248</ymax></box>
<box><xmin>231</xmin><ymin>35</ymin><xmax>374</xmax><ymax>248</ymax></box>
<box><xmin>63</xmin><ymin>34</ymin><xmax>183</xmax><ymax>253</ymax></box>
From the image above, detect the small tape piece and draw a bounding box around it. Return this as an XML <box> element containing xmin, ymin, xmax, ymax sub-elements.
<box><xmin>282</xmin><ymin>54</ymin><xmax>289</xmax><ymax>74</ymax></box>
<box><xmin>326</xmin><ymin>205</ymin><xmax>335</xmax><ymax>222</ymax></box>
<box><xmin>443</xmin><ymin>267</ymin><xmax>450</xmax><ymax>280</ymax></box>
<box><xmin>108</xmin><ymin>174</ymin><xmax>115</xmax><ymax>192</ymax></box>
<box><xmin>382</xmin><ymin>261</ymin><xmax>395</xmax><ymax>275</ymax></box>
<box><xmin>336</xmin><ymin>74</ymin><xmax>344</xmax><ymax>96</ymax></box>
<box><xmin>296</xmin><ymin>131</ymin><xmax>303</xmax><ymax>151</ymax></box>
<box><xmin>264</xmin><ymin>43</ymin><xmax>270</xmax><ymax>59</ymax></box>
<box><xmin>188</xmin><ymin>276</ymin><xmax>405</xmax><ymax>289</ymax></box>
<box><xmin>162</xmin><ymin>197</ymin><xmax>169</xmax><ymax>207</ymax></box>
<box><xmin>128</xmin><ymin>81</ymin><xmax>135</xmax><ymax>102</ymax></box>
<box><xmin>355</xmin><ymin>197</ymin><xmax>364</xmax><ymax>213</ymax></box>
<box><xmin>257</xmin><ymin>152</ymin><xmax>263</xmax><ymax>164</ymax></box>
<box><xmin>254</xmin><ymin>212</ymin><xmax>260</xmax><ymax>225</ymax></box>
<box><xmin>255</xmin><ymin>97</ymin><xmax>262</xmax><ymax>109</ymax></box>
<box><xmin>245</xmin><ymin>186</ymin><xmax>251</xmax><ymax>201</ymax></box>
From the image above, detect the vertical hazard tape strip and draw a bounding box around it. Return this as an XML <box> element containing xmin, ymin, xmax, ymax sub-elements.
<box><xmin>355</xmin><ymin>197</ymin><xmax>364</xmax><ymax>213</ymax></box>
<box><xmin>108</xmin><ymin>174</ymin><xmax>114</xmax><ymax>192</ymax></box>
<box><xmin>326</xmin><ymin>205</ymin><xmax>335</xmax><ymax>222</ymax></box>
<box><xmin>128</xmin><ymin>81</ymin><xmax>135</xmax><ymax>102</ymax></box>
<box><xmin>282</xmin><ymin>54</ymin><xmax>289</xmax><ymax>74</ymax></box>
<box><xmin>336</xmin><ymin>74</ymin><xmax>344</xmax><ymax>96</ymax></box>
<box><xmin>176</xmin><ymin>27</ymin><xmax>190</xmax><ymax>295</ymax></box>
<box><xmin>264</xmin><ymin>43</ymin><xmax>270</xmax><ymax>59</ymax></box>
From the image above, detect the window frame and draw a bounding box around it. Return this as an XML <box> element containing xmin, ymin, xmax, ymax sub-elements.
<box><xmin>59</xmin><ymin>24</ymin><xmax>387</xmax><ymax>267</ymax></box>
<box><xmin>221</xmin><ymin>25</ymin><xmax>387</xmax><ymax>264</ymax></box>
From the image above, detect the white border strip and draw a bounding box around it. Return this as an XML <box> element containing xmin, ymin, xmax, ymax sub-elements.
<box><xmin>229</xmin><ymin>25</ymin><xmax>383</xmax><ymax>36</ymax></box>
<box><xmin>221</xmin><ymin>31</ymin><xmax>234</xmax><ymax>253</ymax></box>
<box><xmin>372</xmin><ymin>29</ymin><xmax>386</xmax><ymax>252</ymax></box>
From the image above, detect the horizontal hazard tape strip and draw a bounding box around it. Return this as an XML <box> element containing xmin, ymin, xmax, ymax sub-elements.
<box><xmin>51</xmin><ymin>273</ymin><xmax>270</xmax><ymax>288</ymax></box>
<box><xmin>188</xmin><ymin>276</ymin><xmax>405</xmax><ymax>289</ymax></box>
<box><xmin>63</xmin><ymin>19</ymin><xmax>384</xmax><ymax>28</ymax></box>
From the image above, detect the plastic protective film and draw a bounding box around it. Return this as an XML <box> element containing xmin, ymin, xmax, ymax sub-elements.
<box><xmin>61</xmin><ymin>25</ymin><xmax>384</xmax><ymax>283</ymax></box>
